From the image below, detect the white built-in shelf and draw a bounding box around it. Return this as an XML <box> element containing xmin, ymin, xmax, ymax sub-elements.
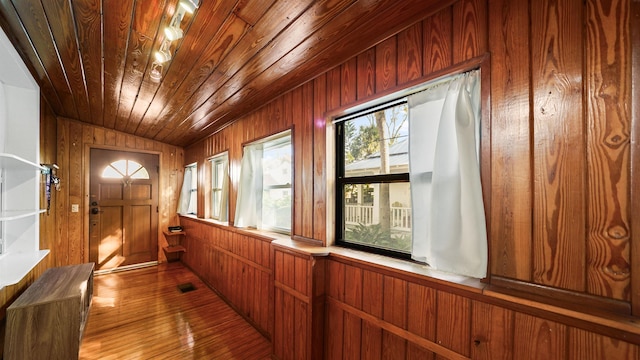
<box><xmin>0</xmin><ymin>153</ymin><xmax>46</xmax><ymax>171</ymax></box>
<box><xmin>0</xmin><ymin>250</ymin><xmax>50</xmax><ymax>290</ymax></box>
<box><xmin>0</xmin><ymin>209</ymin><xmax>46</xmax><ymax>221</ymax></box>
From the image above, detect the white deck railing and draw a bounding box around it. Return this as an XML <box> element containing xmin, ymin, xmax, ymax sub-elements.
<box><xmin>345</xmin><ymin>205</ymin><xmax>411</xmax><ymax>232</ymax></box>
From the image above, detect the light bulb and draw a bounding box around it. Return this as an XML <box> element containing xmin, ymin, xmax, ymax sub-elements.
<box><xmin>179</xmin><ymin>0</ymin><xmax>199</xmax><ymax>14</ymax></box>
<box><xmin>155</xmin><ymin>40</ymin><xmax>172</xmax><ymax>63</ymax></box>
<box><xmin>164</xmin><ymin>25</ymin><xmax>183</xmax><ymax>41</ymax></box>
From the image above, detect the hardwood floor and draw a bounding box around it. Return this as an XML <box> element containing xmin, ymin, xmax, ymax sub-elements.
<box><xmin>79</xmin><ymin>262</ymin><xmax>271</xmax><ymax>359</ymax></box>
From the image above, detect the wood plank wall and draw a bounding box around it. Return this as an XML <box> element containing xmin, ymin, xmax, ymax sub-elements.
<box><xmin>323</xmin><ymin>256</ymin><xmax>639</xmax><ymax>360</ymax></box>
<box><xmin>186</xmin><ymin>0</ymin><xmax>635</xmax><ymax>305</ymax></box>
<box><xmin>179</xmin><ymin>217</ymin><xmax>273</xmax><ymax>337</ymax></box>
<box><xmin>179</xmin><ymin>0</ymin><xmax>638</xmax><ymax>357</ymax></box>
<box><xmin>56</xmin><ymin>117</ymin><xmax>184</xmax><ymax>265</ymax></box>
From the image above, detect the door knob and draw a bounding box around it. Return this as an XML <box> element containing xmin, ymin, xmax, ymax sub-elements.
<box><xmin>91</xmin><ymin>208</ymin><xmax>100</xmax><ymax>215</ymax></box>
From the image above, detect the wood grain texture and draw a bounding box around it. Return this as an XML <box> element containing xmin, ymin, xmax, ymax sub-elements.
<box><xmin>357</xmin><ymin>48</ymin><xmax>375</xmax><ymax>100</ymax></box>
<box><xmin>313</xmin><ymin>75</ymin><xmax>328</xmax><ymax>243</ymax></box>
<box><xmin>55</xmin><ymin>117</ymin><xmax>181</xmax><ymax>265</ymax></box>
<box><xmin>470</xmin><ymin>301</ymin><xmax>513</xmax><ymax>360</ymax></box>
<box><xmin>569</xmin><ymin>327</ymin><xmax>639</xmax><ymax>359</ymax></box>
<box><xmin>531</xmin><ymin>0</ymin><xmax>586</xmax><ymax>291</ymax></box>
<box><xmin>452</xmin><ymin>0</ymin><xmax>487</xmax><ymax>63</ymax></box>
<box><xmin>375</xmin><ymin>37</ymin><xmax>397</xmax><ymax>93</ymax></box>
<box><xmin>9</xmin><ymin>0</ymin><xmax>78</xmax><ymax>118</ymax></box>
<box><xmin>513</xmin><ymin>312</ymin><xmax>566</xmax><ymax>359</ymax></box>
<box><xmin>5</xmin><ymin>264</ymin><xmax>93</xmax><ymax>360</ymax></box>
<box><xmin>585</xmin><ymin>0</ymin><xmax>631</xmax><ymax>301</ymax></box>
<box><xmin>631</xmin><ymin>0</ymin><xmax>640</xmax><ymax>317</ymax></box>
<box><xmin>397</xmin><ymin>23</ymin><xmax>423</xmax><ymax>85</ymax></box>
<box><xmin>341</xmin><ymin>57</ymin><xmax>358</xmax><ymax>106</ymax></box>
<box><xmin>435</xmin><ymin>291</ymin><xmax>471</xmax><ymax>358</ymax></box>
<box><xmin>180</xmin><ymin>218</ymin><xmax>273</xmax><ymax>336</ymax></box>
<box><xmin>79</xmin><ymin>263</ymin><xmax>271</xmax><ymax>360</ymax></box>
<box><xmin>40</xmin><ymin>0</ymin><xmax>91</xmax><ymax>123</ymax></box>
<box><xmin>488</xmin><ymin>0</ymin><xmax>532</xmax><ymax>280</ymax></box>
<box><xmin>423</xmin><ymin>6</ymin><xmax>453</xmax><ymax>75</ymax></box>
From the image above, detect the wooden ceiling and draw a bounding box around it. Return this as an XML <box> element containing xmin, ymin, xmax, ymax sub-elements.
<box><xmin>0</xmin><ymin>0</ymin><xmax>446</xmax><ymax>147</ymax></box>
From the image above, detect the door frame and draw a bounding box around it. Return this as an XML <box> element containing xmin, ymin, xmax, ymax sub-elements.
<box><xmin>84</xmin><ymin>144</ymin><xmax>163</xmax><ymax>266</ymax></box>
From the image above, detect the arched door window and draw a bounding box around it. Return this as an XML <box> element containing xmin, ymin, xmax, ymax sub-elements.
<box><xmin>101</xmin><ymin>159</ymin><xmax>150</xmax><ymax>184</ymax></box>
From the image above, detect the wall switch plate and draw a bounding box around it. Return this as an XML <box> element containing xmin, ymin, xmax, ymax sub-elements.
<box><xmin>71</xmin><ymin>204</ymin><xmax>79</xmax><ymax>212</ymax></box>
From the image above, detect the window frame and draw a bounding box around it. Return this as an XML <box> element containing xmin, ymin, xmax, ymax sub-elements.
<box><xmin>334</xmin><ymin>100</ymin><xmax>412</xmax><ymax>260</ymax></box>
<box><xmin>209</xmin><ymin>152</ymin><xmax>228</xmax><ymax>221</ymax></box>
<box><xmin>258</xmin><ymin>132</ymin><xmax>292</xmax><ymax>234</ymax></box>
<box><xmin>185</xmin><ymin>163</ymin><xmax>197</xmax><ymax>215</ymax></box>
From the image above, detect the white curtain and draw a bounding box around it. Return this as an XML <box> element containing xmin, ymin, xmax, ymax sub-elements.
<box><xmin>218</xmin><ymin>157</ymin><xmax>229</xmax><ymax>222</ymax></box>
<box><xmin>177</xmin><ymin>166</ymin><xmax>194</xmax><ymax>214</ymax></box>
<box><xmin>234</xmin><ymin>144</ymin><xmax>263</xmax><ymax>228</ymax></box>
<box><xmin>0</xmin><ymin>82</ymin><xmax>5</xmax><ymax>152</ymax></box>
<box><xmin>408</xmin><ymin>70</ymin><xmax>487</xmax><ymax>278</ymax></box>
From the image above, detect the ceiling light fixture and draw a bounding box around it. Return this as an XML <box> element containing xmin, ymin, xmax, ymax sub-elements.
<box><xmin>149</xmin><ymin>0</ymin><xmax>200</xmax><ymax>81</ymax></box>
<box><xmin>154</xmin><ymin>40</ymin><xmax>172</xmax><ymax>63</ymax></box>
<box><xmin>150</xmin><ymin>62</ymin><xmax>163</xmax><ymax>81</ymax></box>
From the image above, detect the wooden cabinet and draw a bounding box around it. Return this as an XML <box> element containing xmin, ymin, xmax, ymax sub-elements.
<box><xmin>3</xmin><ymin>263</ymin><xmax>94</xmax><ymax>360</ymax></box>
<box><xmin>163</xmin><ymin>230</ymin><xmax>186</xmax><ymax>261</ymax></box>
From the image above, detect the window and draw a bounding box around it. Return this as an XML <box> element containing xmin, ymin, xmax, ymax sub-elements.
<box><xmin>177</xmin><ymin>163</ymin><xmax>197</xmax><ymax>215</ymax></box>
<box><xmin>335</xmin><ymin>70</ymin><xmax>488</xmax><ymax>278</ymax></box>
<box><xmin>209</xmin><ymin>153</ymin><xmax>228</xmax><ymax>221</ymax></box>
<box><xmin>336</xmin><ymin>101</ymin><xmax>412</xmax><ymax>258</ymax></box>
<box><xmin>101</xmin><ymin>160</ymin><xmax>150</xmax><ymax>180</ymax></box>
<box><xmin>235</xmin><ymin>131</ymin><xmax>292</xmax><ymax>233</ymax></box>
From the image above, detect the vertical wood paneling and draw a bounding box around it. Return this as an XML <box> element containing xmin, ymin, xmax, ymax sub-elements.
<box><xmin>294</xmin><ymin>298</ymin><xmax>308</xmax><ymax>360</ymax></box>
<box><xmin>282</xmin><ymin>291</ymin><xmax>295</xmax><ymax>360</ymax></box>
<box><xmin>406</xmin><ymin>283</ymin><xmax>436</xmax><ymax>341</ymax></box>
<box><xmin>362</xmin><ymin>269</ymin><xmax>383</xmax><ymax>317</ymax></box>
<box><xmin>326</xmin><ymin>302</ymin><xmax>344</xmax><ymax>359</ymax></box>
<box><xmin>344</xmin><ymin>264</ymin><xmax>363</xmax><ymax>309</ymax></box>
<box><xmin>56</xmin><ymin>119</ymin><xmax>70</xmax><ymax>266</ymax></box>
<box><xmin>375</xmin><ymin>37</ymin><xmax>397</xmax><ymax>92</ymax></box>
<box><xmin>397</xmin><ymin>23</ymin><xmax>423</xmax><ymax>85</ymax></box>
<box><xmin>68</xmin><ymin>122</ymin><xmax>84</xmax><ymax>264</ymax></box>
<box><xmin>343</xmin><ymin>313</ymin><xmax>362</xmax><ymax>360</ymax></box>
<box><xmin>470</xmin><ymin>301</ymin><xmax>514</xmax><ymax>360</ymax></box>
<box><xmin>382</xmin><ymin>331</ymin><xmax>407</xmax><ymax>359</ymax></box>
<box><xmin>452</xmin><ymin>0</ymin><xmax>487</xmax><ymax>63</ymax></box>
<box><xmin>531</xmin><ymin>0</ymin><xmax>586</xmax><ymax>291</ymax></box>
<box><xmin>569</xmin><ymin>328</ymin><xmax>639</xmax><ymax>359</ymax></box>
<box><xmin>341</xmin><ymin>57</ymin><xmax>357</xmax><ymax>106</ymax></box>
<box><xmin>313</xmin><ymin>75</ymin><xmax>327</xmax><ymax>243</ymax></box>
<box><xmin>55</xmin><ymin>118</ymin><xmax>181</xmax><ymax>265</ymax></box>
<box><xmin>424</xmin><ymin>6</ymin><xmax>453</xmax><ymax>74</ymax></box>
<box><xmin>488</xmin><ymin>0</ymin><xmax>532</xmax><ymax>280</ymax></box>
<box><xmin>326</xmin><ymin>67</ymin><xmax>342</xmax><ymax>111</ymax></box>
<box><xmin>274</xmin><ymin>287</ymin><xmax>284</xmax><ymax>358</ymax></box>
<box><xmin>328</xmin><ymin>260</ymin><xmax>345</xmax><ymax>302</ymax></box>
<box><xmin>513</xmin><ymin>312</ymin><xmax>566</xmax><ymax>359</ymax></box>
<box><xmin>361</xmin><ymin>321</ymin><xmax>383</xmax><ymax>360</ymax></box>
<box><xmin>357</xmin><ymin>48</ymin><xmax>376</xmax><ymax>100</ymax></box>
<box><xmin>435</xmin><ymin>291</ymin><xmax>471</xmax><ymax>358</ymax></box>
<box><xmin>585</xmin><ymin>0</ymin><xmax>631</xmax><ymax>300</ymax></box>
<box><xmin>292</xmin><ymin>86</ymin><xmax>305</xmax><ymax>237</ymax></box>
<box><xmin>382</xmin><ymin>276</ymin><xmax>407</xmax><ymax>329</ymax></box>
<box><xmin>631</xmin><ymin>0</ymin><xmax>640</xmax><ymax>317</ymax></box>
